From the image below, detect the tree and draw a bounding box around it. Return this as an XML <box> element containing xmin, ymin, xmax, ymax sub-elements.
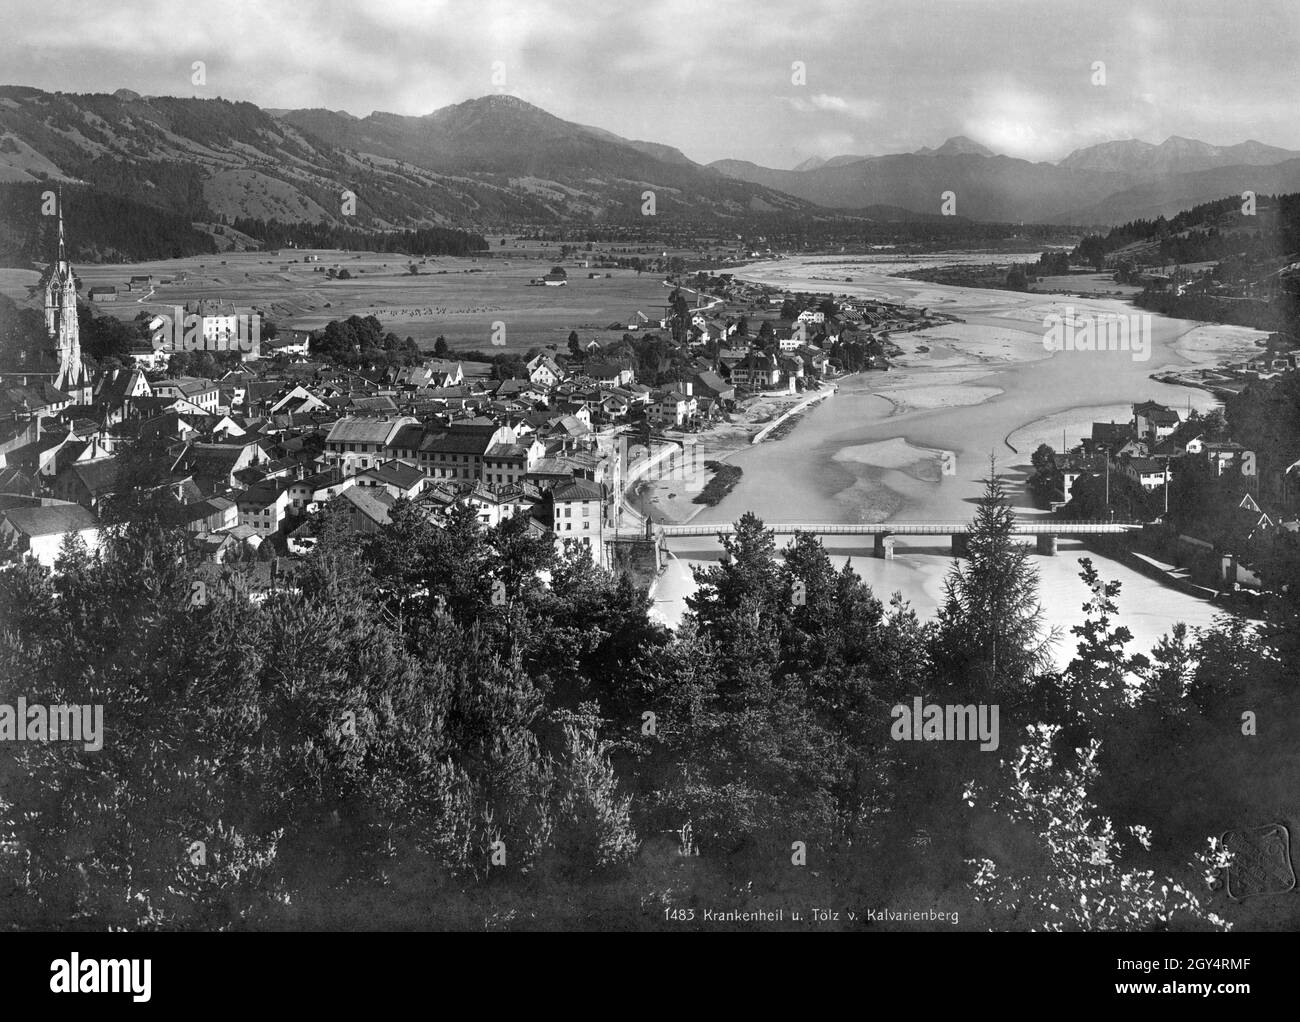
<box><xmin>567</xmin><ymin>331</ymin><xmax>581</xmax><ymax>357</ymax></box>
<box><xmin>1030</xmin><ymin>444</ymin><xmax>1057</xmax><ymax>472</ymax></box>
<box><xmin>1050</xmin><ymin>558</ymin><xmax>1148</xmax><ymax>731</ymax></box>
<box><xmin>965</xmin><ymin>725</ymin><xmax>1230</xmax><ymax>931</ymax></box>
<box><xmin>547</xmin><ymin>712</ymin><xmax>639</xmax><ymax>872</ymax></box>
<box><xmin>934</xmin><ymin>459</ymin><xmax>1055</xmax><ymax>693</ymax></box>
<box><xmin>686</xmin><ymin>512</ymin><xmax>784</xmax><ymax>641</ymax></box>
<box><xmin>433</xmin><ymin>336</ymin><xmax>449</xmax><ymax>357</ymax></box>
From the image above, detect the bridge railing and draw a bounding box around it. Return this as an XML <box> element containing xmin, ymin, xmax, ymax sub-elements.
<box><xmin>658</xmin><ymin>519</ymin><xmax>1145</xmax><ymax>538</ymax></box>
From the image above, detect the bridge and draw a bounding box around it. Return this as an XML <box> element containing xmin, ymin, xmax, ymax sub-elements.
<box><xmin>648</xmin><ymin>519</ymin><xmax>1145</xmax><ymax>557</ymax></box>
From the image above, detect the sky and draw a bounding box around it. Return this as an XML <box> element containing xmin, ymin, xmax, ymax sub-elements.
<box><xmin>2</xmin><ymin>0</ymin><xmax>1299</xmax><ymax>169</ymax></box>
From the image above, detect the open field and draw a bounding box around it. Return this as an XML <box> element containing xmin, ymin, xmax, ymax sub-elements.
<box><xmin>1029</xmin><ymin>271</ymin><xmax>1143</xmax><ymax>297</ymax></box>
<box><xmin>0</xmin><ymin>243</ymin><xmax>715</xmax><ymax>354</ymax></box>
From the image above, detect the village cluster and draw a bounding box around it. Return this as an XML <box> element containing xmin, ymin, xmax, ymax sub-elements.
<box><xmin>0</xmin><ymin>213</ymin><xmax>937</xmax><ymax>584</ymax></box>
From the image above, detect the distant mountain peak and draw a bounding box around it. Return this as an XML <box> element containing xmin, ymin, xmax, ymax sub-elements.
<box><xmin>461</xmin><ymin>93</ymin><xmax>545</xmax><ymax>114</ymax></box>
<box><xmin>1059</xmin><ymin>135</ymin><xmax>1300</xmax><ymax>175</ymax></box>
<box><xmin>915</xmin><ymin>136</ymin><xmax>995</xmax><ymax>157</ymax></box>
<box><xmin>792</xmin><ymin>155</ymin><xmax>827</xmax><ymax>172</ymax></box>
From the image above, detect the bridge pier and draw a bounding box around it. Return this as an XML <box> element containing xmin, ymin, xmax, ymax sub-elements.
<box><xmin>951</xmin><ymin>532</ymin><xmax>969</xmax><ymax>558</ymax></box>
<box><xmin>1036</xmin><ymin>534</ymin><xmax>1057</xmax><ymax>556</ymax></box>
<box><xmin>874</xmin><ymin>533</ymin><xmax>895</xmax><ymax>559</ymax></box>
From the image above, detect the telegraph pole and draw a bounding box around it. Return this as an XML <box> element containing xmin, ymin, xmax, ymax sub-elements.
<box><xmin>1104</xmin><ymin>453</ymin><xmax>1110</xmax><ymax>520</ymax></box>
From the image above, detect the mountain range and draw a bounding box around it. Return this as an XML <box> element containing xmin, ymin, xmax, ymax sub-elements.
<box><xmin>711</xmin><ymin>135</ymin><xmax>1300</xmax><ymax>223</ymax></box>
<box><xmin>2</xmin><ymin>85</ymin><xmax>1298</xmax><ymax>229</ymax></box>
<box><xmin>0</xmin><ymin>87</ymin><xmax>811</xmax><ymax>230</ymax></box>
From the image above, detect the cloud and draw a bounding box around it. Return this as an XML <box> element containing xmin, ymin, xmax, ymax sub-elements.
<box><xmin>0</xmin><ymin>0</ymin><xmax>1295</xmax><ymax>166</ymax></box>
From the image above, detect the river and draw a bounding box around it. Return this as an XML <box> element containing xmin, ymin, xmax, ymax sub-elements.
<box><xmin>651</xmin><ymin>253</ymin><xmax>1268</xmax><ymax>667</ymax></box>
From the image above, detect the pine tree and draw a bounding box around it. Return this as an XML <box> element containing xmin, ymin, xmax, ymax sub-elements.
<box><xmin>935</xmin><ymin>458</ymin><xmax>1055</xmax><ymax>693</ymax></box>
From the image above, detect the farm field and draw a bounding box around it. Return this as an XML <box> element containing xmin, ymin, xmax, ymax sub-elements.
<box><xmin>1030</xmin><ymin>271</ymin><xmax>1143</xmax><ymax>297</ymax></box>
<box><xmin>0</xmin><ymin>242</ymin><xmax>719</xmax><ymax>354</ymax></box>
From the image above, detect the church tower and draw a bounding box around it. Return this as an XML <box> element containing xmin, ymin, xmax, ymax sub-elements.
<box><xmin>40</xmin><ymin>193</ymin><xmax>89</xmax><ymax>403</ymax></box>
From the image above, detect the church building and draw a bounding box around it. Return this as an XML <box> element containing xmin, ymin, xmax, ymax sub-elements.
<box><xmin>1</xmin><ymin>195</ymin><xmax>94</xmax><ymax>408</ymax></box>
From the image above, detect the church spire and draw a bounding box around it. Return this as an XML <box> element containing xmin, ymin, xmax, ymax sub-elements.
<box><xmin>57</xmin><ymin>186</ymin><xmax>67</xmax><ymax>269</ymax></box>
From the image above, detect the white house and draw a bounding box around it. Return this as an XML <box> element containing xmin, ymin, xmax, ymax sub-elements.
<box><xmin>152</xmin><ymin>378</ymin><xmax>220</xmax><ymax>413</ymax></box>
<box><xmin>527</xmin><ymin>354</ymin><xmax>565</xmax><ymax>387</ymax></box>
<box><xmin>236</xmin><ymin>481</ymin><xmax>294</xmax><ymax>536</ymax></box>
<box><xmin>0</xmin><ymin>503</ymin><xmax>100</xmax><ymax>567</ymax></box>
<box><xmin>649</xmin><ymin>389</ymin><xmax>698</xmax><ymax>427</ymax></box>
<box><xmin>464</xmin><ymin>483</ymin><xmax>536</xmax><ymax>528</ymax></box>
<box><xmin>1124</xmin><ymin>457</ymin><xmax>1170</xmax><ymax>491</ymax></box>
<box><xmin>552</xmin><ymin>478</ymin><xmax>606</xmax><ymax>566</ymax></box>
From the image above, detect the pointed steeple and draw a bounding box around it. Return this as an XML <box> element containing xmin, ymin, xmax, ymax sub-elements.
<box><xmin>56</xmin><ymin>186</ymin><xmax>67</xmax><ymax>270</ymax></box>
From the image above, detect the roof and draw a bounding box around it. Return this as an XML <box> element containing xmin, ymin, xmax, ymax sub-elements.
<box><xmin>237</xmin><ymin>481</ymin><xmax>291</xmax><ymax>508</ymax></box>
<box><xmin>348</xmin><ymin>395</ymin><xmax>399</xmax><ymax>412</ymax></box>
<box><xmin>467</xmin><ymin>481</ymin><xmax>535</xmax><ymax>506</ymax></box>
<box><xmin>549</xmin><ymin>415</ymin><xmax>589</xmax><ymax>437</ymax></box>
<box><xmin>95</xmin><ymin>368</ymin><xmax>149</xmax><ymax>404</ymax></box>
<box><xmin>423</xmin><ymin>433</ymin><xmax>493</xmax><ymax>455</ymax></box>
<box><xmin>693</xmin><ymin>371</ymin><xmax>733</xmax><ymax>395</ymax></box>
<box><xmin>485</xmin><ymin>442</ymin><xmax>530</xmax><ymax>459</ymax></box>
<box><xmin>338</xmin><ymin>485</ymin><xmax>394</xmax><ymax>525</ymax></box>
<box><xmin>1091</xmin><ymin>422</ymin><xmax>1135</xmax><ymax>441</ymax></box>
<box><xmin>390</xmin><ymin>424</ymin><xmax>426</xmax><ymax>450</ymax></box>
<box><xmin>583</xmin><ymin>362</ymin><xmax>629</xmax><ymax>380</ymax></box>
<box><xmin>71</xmin><ymin>459</ymin><xmax>122</xmax><ymax>495</ymax></box>
<box><xmin>154</xmin><ymin>377</ymin><xmax>219</xmax><ymax>396</ymax></box>
<box><xmin>553</xmin><ymin>479</ymin><xmax>605</xmax><ymax>502</ymax></box>
<box><xmin>494</xmin><ymin>379</ymin><xmax>541</xmax><ymax>396</ymax></box>
<box><xmin>178</xmin><ymin>497</ymin><xmax>237</xmax><ymax>524</ymax></box>
<box><xmin>527</xmin><ymin>458</ymin><xmax>572</xmax><ymax>477</ymax></box>
<box><xmin>2</xmin><ymin>502</ymin><xmax>98</xmax><ymax>538</ymax></box>
<box><xmin>359</xmin><ymin>460</ymin><xmax>425</xmax><ymax>489</ymax></box>
<box><xmin>325</xmin><ymin>416</ymin><xmax>414</xmax><ymax>445</ymax></box>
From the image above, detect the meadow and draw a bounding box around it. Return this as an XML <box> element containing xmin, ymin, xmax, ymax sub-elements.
<box><xmin>0</xmin><ymin>239</ymin><xmax>704</xmax><ymax>354</ymax></box>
